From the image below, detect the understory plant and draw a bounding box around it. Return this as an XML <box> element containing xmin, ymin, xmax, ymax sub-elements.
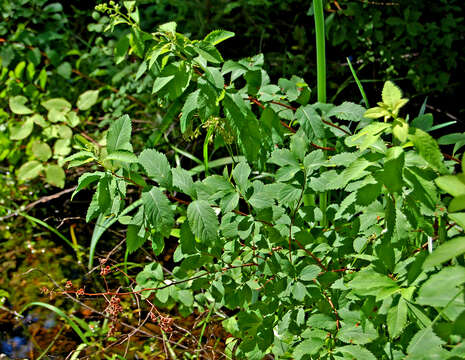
<box><xmin>56</xmin><ymin>2</ymin><xmax>465</xmax><ymax>359</ymax></box>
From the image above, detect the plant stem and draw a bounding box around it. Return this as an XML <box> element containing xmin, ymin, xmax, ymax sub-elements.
<box><xmin>313</xmin><ymin>0</ymin><xmax>326</xmax><ymax>103</ymax></box>
<box><xmin>313</xmin><ymin>0</ymin><xmax>328</xmax><ymax>227</ymax></box>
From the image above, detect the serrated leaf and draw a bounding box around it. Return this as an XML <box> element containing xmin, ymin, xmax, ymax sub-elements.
<box><xmin>17</xmin><ymin>160</ymin><xmax>43</xmax><ymax>180</ymax></box>
<box><xmin>172</xmin><ymin>166</ymin><xmax>196</xmax><ymax>198</ymax></box>
<box><xmin>97</xmin><ymin>175</ymin><xmax>111</xmax><ymax>212</ymax></box>
<box><xmin>364</xmin><ymin>106</ymin><xmax>390</xmax><ymax>119</ymax></box>
<box><xmin>106</xmin><ymin>150</ymin><xmax>138</xmax><ymax>163</ymax></box>
<box><xmin>336</xmin><ymin>345</ymin><xmax>377</xmax><ymax>360</ymax></box>
<box><xmin>77</xmin><ymin>90</ymin><xmax>99</xmax><ymax>110</ymax></box>
<box><xmin>382</xmin><ymin>81</ymin><xmax>402</xmax><ymax>109</ymax></box>
<box><xmin>152</xmin><ymin>75</ymin><xmax>175</xmax><ymax>94</ymax></box>
<box><xmin>127</xmin><ymin>224</ymin><xmax>146</xmax><ymax>253</ymax></box>
<box><xmin>338</xmin><ymin>321</ymin><xmax>378</xmax><ymax>345</ymax></box>
<box><xmin>107</xmin><ymin>115</ymin><xmax>132</xmax><ymax>153</ymax></box>
<box><xmin>232</xmin><ymin>162</ymin><xmax>250</xmax><ymax>193</ymax></box>
<box><xmin>269</xmin><ymin>149</ymin><xmax>300</xmax><ymax>167</ymax></box>
<box><xmin>9</xmin><ymin>95</ymin><xmax>33</xmax><ymax>114</ymax></box>
<box><xmin>45</xmin><ymin>164</ymin><xmax>65</xmax><ymax>188</ymax></box>
<box><xmin>295</xmin><ymin>105</ymin><xmax>325</xmax><ymax>140</ymax></box>
<box><xmin>417</xmin><ymin>266</ymin><xmax>465</xmax><ymax>307</ymax></box>
<box><xmin>407</xmin><ymin>327</ymin><xmax>444</xmax><ymax>356</ymax></box>
<box><xmin>180</xmin><ymin>89</ymin><xmax>199</xmax><ymax>133</ymax></box>
<box><xmin>142</xmin><ymin>187</ymin><xmax>174</xmax><ymax>236</ymax></box>
<box><xmin>72</xmin><ymin>172</ymin><xmax>103</xmax><ymax>200</ymax></box>
<box><xmin>194</xmin><ymin>41</ymin><xmax>223</xmax><ymax>63</ymax></box>
<box><xmin>293</xmin><ymin>338</ymin><xmax>324</xmax><ymax>360</ymax></box>
<box><xmin>138</xmin><ymin>149</ymin><xmax>172</xmax><ymax>188</ymax></box>
<box><xmin>374</xmin><ymin>146</ymin><xmax>404</xmax><ymax>194</ymax></box>
<box><xmin>411</xmin><ymin>128</ymin><xmax>447</xmax><ymax>174</ymax></box>
<box><xmin>423</xmin><ymin>239</ymin><xmax>465</xmax><ymax>268</ymax></box>
<box><xmin>203</xmin><ymin>29</ymin><xmax>235</xmax><ymax>45</ymax></box>
<box><xmin>387</xmin><ymin>298</ymin><xmax>407</xmax><ymax>338</ymax></box>
<box><xmin>187</xmin><ymin>200</ymin><xmax>219</xmax><ymax>243</ymax></box>
<box><xmin>348</xmin><ymin>269</ymin><xmax>397</xmax><ymax>291</ymax></box>
<box><xmin>327</xmin><ymin>102</ymin><xmax>366</xmax><ymax>121</ymax></box>
<box><xmin>300</xmin><ymin>265</ymin><xmax>320</xmax><ymax>281</ymax></box>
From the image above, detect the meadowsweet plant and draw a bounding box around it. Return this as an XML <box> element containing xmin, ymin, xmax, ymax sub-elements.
<box><xmin>62</xmin><ymin>2</ymin><xmax>465</xmax><ymax>359</ymax></box>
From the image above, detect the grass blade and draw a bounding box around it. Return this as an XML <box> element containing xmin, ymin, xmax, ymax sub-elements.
<box><xmin>347</xmin><ymin>57</ymin><xmax>369</xmax><ymax>107</ymax></box>
<box><xmin>20</xmin><ymin>302</ymin><xmax>88</xmax><ymax>344</ymax></box>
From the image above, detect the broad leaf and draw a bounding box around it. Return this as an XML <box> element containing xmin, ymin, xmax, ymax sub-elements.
<box><xmin>187</xmin><ymin>200</ymin><xmax>219</xmax><ymax>243</ymax></box>
<box><xmin>107</xmin><ymin>115</ymin><xmax>132</xmax><ymax>153</ymax></box>
<box><xmin>138</xmin><ymin>149</ymin><xmax>172</xmax><ymax>188</ymax></box>
<box><xmin>142</xmin><ymin>187</ymin><xmax>174</xmax><ymax>236</ymax></box>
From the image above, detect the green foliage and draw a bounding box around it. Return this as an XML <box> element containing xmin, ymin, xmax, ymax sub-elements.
<box><xmin>61</xmin><ymin>4</ymin><xmax>465</xmax><ymax>357</ymax></box>
<box><xmin>3</xmin><ymin>1</ymin><xmax>465</xmax><ymax>358</ymax></box>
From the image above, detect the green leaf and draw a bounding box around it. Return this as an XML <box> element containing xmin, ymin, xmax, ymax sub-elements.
<box><xmin>127</xmin><ymin>224</ymin><xmax>146</xmax><ymax>253</ymax></box>
<box><xmin>187</xmin><ymin>200</ymin><xmax>219</xmax><ymax>243</ymax></box>
<box><xmin>364</xmin><ymin>106</ymin><xmax>390</xmax><ymax>120</ymax></box>
<box><xmin>387</xmin><ymin>298</ymin><xmax>407</xmax><ymax>338</ymax></box>
<box><xmin>392</xmin><ymin>119</ymin><xmax>409</xmax><ymax>143</ymax></box>
<box><xmin>411</xmin><ymin>128</ymin><xmax>447</xmax><ymax>174</ymax></box>
<box><xmin>142</xmin><ymin>187</ymin><xmax>174</xmax><ymax>236</ymax></box>
<box><xmin>158</xmin><ymin>21</ymin><xmax>177</xmax><ymax>33</ymax></box>
<box><xmin>293</xmin><ymin>338</ymin><xmax>324</xmax><ymax>360</ymax></box>
<box><xmin>138</xmin><ymin>149</ymin><xmax>172</xmax><ymax>188</ymax></box>
<box><xmin>97</xmin><ymin>175</ymin><xmax>111</xmax><ymax>212</ymax></box>
<box><xmin>300</xmin><ymin>265</ymin><xmax>320</xmax><ymax>281</ymax></box>
<box><xmin>338</xmin><ymin>321</ymin><xmax>378</xmax><ymax>345</ymax></box>
<box><xmin>292</xmin><ymin>282</ymin><xmax>307</xmax><ymax>301</ymax></box>
<box><xmin>10</xmin><ymin>117</ymin><xmax>34</xmax><ymax>140</ymax></box>
<box><xmin>194</xmin><ymin>41</ymin><xmax>223</xmax><ymax>63</ymax></box>
<box><xmin>114</xmin><ymin>34</ymin><xmax>130</xmax><ymax>64</ymax></box>
<box><xmin>382</xmin><ymin>81</ymin><xmax>402</xmax><ymax>109</ymax></box>
<box><xmin>435</xmin><ymin>175</ymin><xmax>465</xmax><ymax>197</ymax></box>
<box><xmin>232</xmin><ymin>162</ymin><xmax>250</xmax><ymax>193</ymax></box>
<box><xmin>449</xmin><ymin>213</ymin><xmax>465</xmax><ymax>230</ymax></box>
<box><xmin>417</xmin><ymin>266</ymin><xmax>465</xmax><ymax>306</ymax></box>
<box><xmin>152</xmin><ymin>75</ymin><xmax>175</xmax><ymax>94</ymax></box>
<box><xmin>348</xmin><ymin>269</ymin><xmax>398</xmax><ymax>292</ymax></box>
<box><xmin>345</xmin><ymin>122</ymin><xmax>390</xmax><ymax>151</ymax></box>
<box><xmin>374</xmin><ymin>146</ymin><xmax>404</xmax><ymax>193</ymax></box>
<box><xmin>449</xmin><ymin>194</ymin><xmax>465</xmax><ymax>212</ymax></box>
<box><xmin>41</xmin><ymin>98</ymin><xmax>71</xmax><ymax>113</ymax></box>
<box><xmin>31</xmin><ymin>141</ymin><xmax>52</xmax><ymax>161</ymax></box>
<box><xmin>203</xmin><ymin>29</ymin><xmax>235</xmax><ymax>45</ymax></box>
<box><xmin>269</xmin><ymin>149</ymin><xmax>300</xmax><ymax>167</ymax></box>
<box><xmin>72</xmin><ymin>172</ymin><xmax>104</xmax><ymax>200</ymax></box>
<box><xmin>172</xmin><ymin>167</ymin><xmax>196</xmax><ymax>198</ymax></box>
<box><xmin>423</xmin><ymin>237</ymin><xmax>465</xmax><ymax>268</ymax></box>
<box><xmin>17</xmin><ymin>160</ymin><xmax>43</xmax><ymax>180</ymax></box>
<box><xmin>77</xmin><ymin>90</ymin><xmax>99</xmax><ymax>111</ymax></box>
<box><xmin>180</xmin><ymin>89</ymin><xmax>199</xmax><ymax>133</ymax></box>
<box><xmin>45</xmin><ymin>164</ymin><xmax>65</xmax><ymax>188</ymax></box>
<box><xmin>9</xmin><ymin>95</ymin><xmax>33</xmax><ymax>115</ymax></box>
<box><xmin>106</xmin><ymin>150</ymin><xmax>138</xmax><ymax>163</ymax></box>
<box><xmin>336</xmin><ymin>345</ymin><xmax>377</xmax><ymax>360</ymax></box>
<box><xmin>295</xmin><ymin>105</ymin><xmax>325</xmax><ymax>140</ymax></box>
<box><xmin>327</xmin><ymin>102</ymin><xmax>366</xmax><ymax>121</ymax></box>
<box><xmin>53</xmin><ymin>138</ymin><xmax>71</xmax><ymax>157</ymax></box>
<box><xmin>107</xmin><ymin>115</ymin><xmax>132</xmax><ymax>153</ymax></box>
<box><xmin>57</xmin><ymin>62</ymin><xmax>71</xmax><ymax>79</ymax></box>
<box><xmin>407</xmin><ymin>327</ymin><xmax>445</xmax><ymax>356</ymax></box>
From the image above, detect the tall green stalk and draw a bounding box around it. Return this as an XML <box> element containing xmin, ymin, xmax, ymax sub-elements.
<box><xmin>313</xmin><ymin>0</ymin><xmax>328</xmax><ymax>227</ymax></box>
<box><xmin>313</xmin><ymin>0</ymin><xmax>326</xmax><ymax>103</ymax></box>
